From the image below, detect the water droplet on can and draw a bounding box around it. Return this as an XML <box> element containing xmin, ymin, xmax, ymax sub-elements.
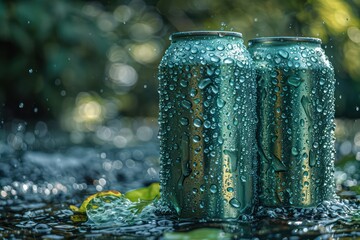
<box><xmin>227</xmin><ymin>187</ymin><xmax>234</xmax><ymax>192</ymax></box>
<box><xmin>210</xmin><ymin>184</ymin><xmax>218</xmax><ymax>193</ymax></box>
<box><xmin>291</xmin><ymin>147</ymin><xmax>299</xmax><ymax>156</ymax></box>
<box><xmin>287</xmin><ymin>76</ymin><xmax>302</xmax><ymax>87</ymax></box>
<box><xmin>217</xmin><ymin>98</ymin><xmax>226</xmax><ymax>108</ymax></box>
<box><xmin>193</xmin><ymin>135</ymin><xmax>201</xmax><ymax>142</ymax></box>
<box><xmin>180</xmin><ymin>79</ymin><xmax>189</xmax><ymax>87</ymax></box>
<box><xmin>204</xmin><ymin>120</ymin><xmax>211</xmax><ymax>128</ymax></box>
<box><xmin>193</xmin><ymin>118</ymin><xmax>202</xmax><ymax>127</ymax></box>
<box><xmin>198</xmin><ymin>78</ymin><xmax>212</xmax><ymax>90</ymax></box>
<box><xmin>229</xmin><ymin>198</ymin><xmax>241</xmax><ymax>208</ymax></box>
<box><xmin>278</xmin><ymin>50</ymin><xmax>289</xmax><ymax>59</ymax></box>
<box><xmin>180</xmin><ymin>117</ymin><xmax>189</xmax><ymax>126</ymax></box>
<box><xmin>223</xmin><ymin>58</ymin><xmax>234</xmax><ymax>64</ymax></box>
<box><xmin>217</xmin><ymin>44</ymin><xmax>225</xmax><ymax>51</ymax></box>
<box><xmin>210</xmin><ymin>56</ymin><xmax>220</xmax><ymax>63</ymax></box>
<box><xmin>181</xmin><ymin>99</ymin><xmax>192</xmax><ymax>109</ymax></box>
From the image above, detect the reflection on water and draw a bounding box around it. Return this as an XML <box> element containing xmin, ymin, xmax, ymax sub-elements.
<box><xmin>0</xmin><ymin>118</ymin><xmax>359</xmax><ymax>239</ymax></box>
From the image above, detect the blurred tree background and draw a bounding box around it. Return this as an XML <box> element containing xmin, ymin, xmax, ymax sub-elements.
<box><xmin>0</xmin><ymin>0</ymin><xmax>360</xmax><ymax>133</ymax></box>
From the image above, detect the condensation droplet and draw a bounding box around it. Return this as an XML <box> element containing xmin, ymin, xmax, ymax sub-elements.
<box><xmin>210</xmin><ymin>184</ymin><xmax>218</xmax><ymax>193</ymax></box>
<box><xmin>287</xmin><ymin>76</ymin><xmax>302</xmax><ymax>87</ymax></box>
<box><xmin>217</xmin><ymin>98</ymin><xmax>226</xmax><ymax>108</ymax></box>
<box><xmin>278</xmin><ymin>50</ymin><xmax>289</xmax><ymax>59</ymax></box>
<box><xmin>181</xmin><ymin>100</ymin><xmax>192</xmax><ymax>109</ymax></box>
<box><xmin>193</xmin><ymin>118</ymin><xmax>202</xmax><ymax>127</ymax></box>
<box><xmin>229</xmin><ymin>198</ymin><xmax>241</xmax><ymax>208</ymax></box>
<box><xmin>198</xmin><ymin>78</ymin><xmax>212</xmax><ymax>90</ymax></box>
<box><xmin>180</xmin><ymin>117</ymin><xmax>189</xmax><ymax>126</ymax></box>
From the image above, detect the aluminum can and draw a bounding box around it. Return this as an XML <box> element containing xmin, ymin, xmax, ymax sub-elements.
<box><xmin>248</xmin><ymin>37</ymin><xmax>336</xmax><ymax>207</ymax></box>
<box><xmin>158</xmin><ymin>31</ymin><xmax>257</xmax><ymax>219</ymax></box>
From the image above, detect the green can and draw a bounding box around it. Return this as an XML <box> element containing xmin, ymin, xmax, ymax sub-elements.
<box><xmin>158</xmin><ymin>31</ymin><xmax>257</xmax><ymax>219</ymax></box>
<box><xmin>248</xmin><ymin>37</ymin><xmax>336</xmax><ymax>207</ymax></box>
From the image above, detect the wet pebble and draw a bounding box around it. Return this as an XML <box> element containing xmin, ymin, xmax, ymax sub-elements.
<box><xmin>33</xmin><ymin>223</ymin><xmax>52</xmax><ymax>233</ymax></box>
<box><xmin>16</xmin><ymin>220</ymin><xmax>37</xmax><ymax>228</ymax></box>
<box><xmin>157</xmin><ymin>219</ymin><xmax>174</xmax><ymax>227</ymax></box>
<box><xmin>41</xmin><ymin>234</ymin><xmax>63</xmax><ymax>239</ymax></box>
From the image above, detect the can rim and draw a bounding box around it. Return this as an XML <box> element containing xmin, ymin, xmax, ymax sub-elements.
<box><xmin>248</xmin><ymin>36</ymin><xmax>322</xmax><ymax>44</ymax></box>
<box><xmin>170</xmin><ymin>31</ymin><xmax>243</xmax><ymax>40</ymax></box>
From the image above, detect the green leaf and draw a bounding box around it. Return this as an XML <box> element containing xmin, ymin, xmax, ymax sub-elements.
<box><xmin>125</xmin><ymin>182</ymin><xmax>160</xmax><ymax>202</ymax></box>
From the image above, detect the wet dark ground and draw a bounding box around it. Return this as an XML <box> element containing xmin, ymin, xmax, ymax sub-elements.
<box><xmin>0</xmin><ymin>119</ymin><xmax>359</xmax><ymax>239</ymax></box>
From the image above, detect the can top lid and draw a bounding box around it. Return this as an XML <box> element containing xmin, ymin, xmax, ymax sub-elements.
<box><xmin>170</xmin><ymin>31</ymin><xmax>243</xmax><ymax>40</ymax></box>
<box><xmin>248</xmin><ymin>36</ymin><xmax>322</xmax><ymax>45</ymax></box>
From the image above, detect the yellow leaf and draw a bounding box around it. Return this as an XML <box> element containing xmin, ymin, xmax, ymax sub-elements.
<box><xmin>70</xmin><ymin>190</ymin><xmax>122</xmax><ymax>214</ymax></box>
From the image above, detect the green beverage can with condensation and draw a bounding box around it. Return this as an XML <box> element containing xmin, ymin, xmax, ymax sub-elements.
<box><xmin>248</xmin><ymin>37</ymin><xmax>336</xmax><ymax>207</ymax></box>
<box><xmin>158</xmin><ymin>31</ymin><xmax>257</xmax><ymax>219</ymax></box>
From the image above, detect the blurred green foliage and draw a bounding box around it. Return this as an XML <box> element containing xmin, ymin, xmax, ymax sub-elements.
<box><xmin>0</xmin><ymin>0</ymin><xmax>360</xmax><ymax>132</ymax></box>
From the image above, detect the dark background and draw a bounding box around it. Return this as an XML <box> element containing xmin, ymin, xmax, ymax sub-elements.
<box><xmin>0</xmin><ymin>0</ymin><xmax>359</xmax><ymax>133</ymax></box>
